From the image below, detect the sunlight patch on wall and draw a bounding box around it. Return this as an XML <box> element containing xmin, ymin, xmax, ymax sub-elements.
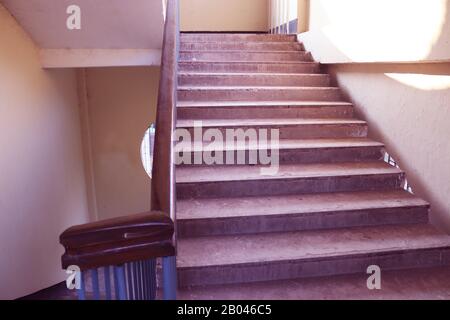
<box><xmin>319</xmin><ymin>0</ymin><xmax>447</xmax><ymax>62</ymax></box>
<box><xmin>385</xmin><ymin>73</ymin><xmax>450</xmax><ymax>90</ymax></box>
<box><xmin>162</xmin><ymin>0</ymin><xmax>167</xmax><ymax>21</ymax></box>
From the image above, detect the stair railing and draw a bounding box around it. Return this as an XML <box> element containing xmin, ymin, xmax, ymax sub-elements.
<box><xmin>60</xmin><ymin>212</ymin><xmax>176</xmax><ymax>300</ymax></box>
<box><xmin>384</xmin><ymin>151</ymin><xmax>413</xmax><ymax>193</ymax></box>
<box><xmin>150</xmin><ymin>0</ymin><xmax>179</xmax><ymax>300</ymax></box>
<box><xmin>59</xmin><ymin>0</ymin><xmax>180</xmax><ymax>300</ymax></box>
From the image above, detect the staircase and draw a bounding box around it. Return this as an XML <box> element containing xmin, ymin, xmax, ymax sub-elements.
<box><xmin>174</xmin><ymin>33</ymin><xmax>450</xmax><ymax>293</ymax></box>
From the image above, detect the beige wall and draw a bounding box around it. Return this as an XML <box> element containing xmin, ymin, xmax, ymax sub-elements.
<box><xmin>0</xmin><ymin>5</ymin><xmax>89</xmax><ymax>299</ymax></box>
<box><xmin>297</xmin><ymin>0</ymin><xmax>309</xmax><ymax>33</ymax></box>
<box><xmin>81</xmin><ymin>67</ymin><xmax>159</xmax><ymax>220</ymax></box>
<box><xmin>296</xmin><ymin>0</ymin><xmax>450</xmax><ymax>231</ymax></box>
<box><xmin>327</xmin><ymin>63</ymin><xmax>450</xmax><ymax>231</ymax></box>
<box><xmin>181</xmin><ymin>0</ymin><xmax>268</xmax><ymax>32</ymax></box>
<box><xmin>299</xmin><ymin>0</ymin><xmax>450</xmax><ymax>63</ymax></box>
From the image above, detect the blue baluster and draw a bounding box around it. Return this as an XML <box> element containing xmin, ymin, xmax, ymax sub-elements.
<box><xmin>141</xmin><ymin>261</ymin><xmax>146</xmax><ymax>300</ymax></box>
<box><xmin>132</xmin><ymin>262</ymin><xmax>138</xmax><ymax>300</ymax></box>
<box><xmin>91</xmin><ymin>269</ymin><xmax>100</xmax><ymax>300</ymax></box>
<box><xmin>143</xmin><ymin>260</ymin><xmax>151</xmax><ymax>300</ymax></box>
<box><xmin>77</xmin><ymin>271</ymin><xmax>86</xmax><ymax>300</ymax></box>
<box><xmin>162</xmin><ymin>256</ymin><xmax>177</xmax><ymax>300</ymax></box>
<box><xmin>135</xmin><ymin>261</ymin><xmax>141</xmax><ymax>300</ymax></box>
<box><xmin>104</xmin><ymin>266</ymin><xmax>112</xmax><ymax>300</ymax></box>
<box><xmin>114</xmin><ymin>265</ymin><xmax>127</xmax><ymax>300</ymax></box>
<box><xmin>139</xmin><ymin>261</ymin><xmax>145</xmax><ymax>300</ymax></box>
<box><xmin>114</xmin><ymin>266</ymin><xmax>120</xmax><ymax>299</ymax></box>
<box><xmin>148</xmin><ymin>259</ymin><xmax>157</xmax><ymax>300</ymax></box>
<box><xmin>126</xmin><ymin>263</ymin><xmax>133</xmax><ymax>300</ymax></box>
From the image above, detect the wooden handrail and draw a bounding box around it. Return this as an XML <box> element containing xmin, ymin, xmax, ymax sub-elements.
<box><xmin>151</xmin><ymin>0</ymin><xmax>179</xmax><ymax>231</ymax></box>
<box><xmin>60</xmin><ymin>211</ymin><xmax>175</xmax><ymax>271</ymax></box>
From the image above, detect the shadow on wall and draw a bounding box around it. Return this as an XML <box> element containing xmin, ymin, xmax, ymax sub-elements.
<box><xmin>319</xmin><ymin>0</ymin><xmax>450</xmax><ymax>231</ymax></box>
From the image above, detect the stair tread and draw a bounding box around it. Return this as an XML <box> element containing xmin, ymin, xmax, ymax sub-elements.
<box><xmin>176</xmin><ymin>161</ymin><xmax>402</xmax><ymax>184</ymax></box>
<box><xmin>176</xmin><ymin>138</ymin><xmax>383</xmax><ymax>152</ymax></box>
<box><xmin>177</xmin><ymin>118</ymin><xmax>366</xmax><ymax>128</ymax></box>
<box><xmin>177</xmin><ymin>190</ymin><xmax>428</xmax><ymax>220</ymax></box>
<box><xmin>177</xmin><ymin>101</ymin><xmax>352</xmax><ymax>108</ymax></box>
<box><xmin>180</xmin><ymin>50</ymin><xmax>304</xmax><ymax>54</ymax></box>
<box><xmin>179</xmin><ymin>86</ymin><xmax>338</xmax><ymax>90</ymax></box>
<box><xmin>177</xmin><ymin>266</ymin><xmax>450</xmax><ymax>300</ymax></box>
<box><xmin>178</xmin><ymin>72</ymin><xmax>326</xmax><ymax>77</ymax></box>
<box><xmin>177</xmin><ymin>224</ymin><xmax>450</xmax><ymax>268</ymax></box>
<box><xmin>179</xmin><ymin>60</ymin><xmax>317</xmax><ymax>65</ymax></box>
<box><xmin>181</xmin><ymin>40</ymin><xmax>302</xmax><ymax>44</ymax></box>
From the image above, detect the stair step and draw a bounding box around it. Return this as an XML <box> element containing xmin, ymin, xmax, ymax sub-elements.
<box><xmin>176</xmin><ymin>138</ymin><xmax>384</xmax><ymax>166</ymax></box>
<box><xmin>178</xmin><ymin>73</ymin><xmax>330</xmax><ymax>87</ymax></box>
<box><xmin>180</xmin><ymin>33</ymin><xmax>297</xmax><ymax>43</ymax></box>
<box><xmin>178</xmin><ymin>86</ymin><xmax>343</xmax><ymax>102</ymax></box>
<box><xmin>178</xmin><ymin>266</ymin><xmax>450</xmax><ymax>300</ymax></box>
<box><xmin>177</xmin><ymin>190</ymin><xmax>429</xmax><ymax>237</ymax></box>
<box><xmin>180</xmin><ymin>41</ymin><xmax>304</xmax><ymax>51</ymax></box>
<box><xmin>178</xmin><ymin>61</ymin><xmax>320</xmax><ymax>74</ymax></box>
<box><xmin>177</xmin><ymin>101</ymin><xmax>354</xmax><ymax>120</ymax></box>
<box><xmin>180</xmin><ymin>50</ymin><xmax>312</xmax><ymax>62</ymax></box>
<box><xmin>176</xmin><ymin>118</ymin><xmax>368</xmax><ymax>139</ymax></box>
<box><xmin>177</xmin><ymin>224</ymin><xmax>450</xmax><ymax>287</ymax></box>
<box><xmin>176</xmin><ymin>162</ymin><xmax>404</xmax><ymax>199</ymax></box>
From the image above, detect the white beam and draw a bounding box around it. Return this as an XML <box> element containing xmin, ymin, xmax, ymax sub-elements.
<box><xmin>40</xmin><ymin>49</ymin><xmax>162</xmax><ymax>68</ymax></box>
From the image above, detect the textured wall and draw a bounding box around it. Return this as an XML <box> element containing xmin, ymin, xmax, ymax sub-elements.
<box><xmin>181</xmin><ymin>0</ymin><xmax>269</xmax><ymax>31</ymax></box>
<box><xmin>327</xmin><ymin>63</ymin><xmax>450</xmax><ymax>231</ymax></box>
<box><xmin>0</xmin><ymin>5</ymin><xmax>89</xmax><ymax>299</ymax></box>
<box><xmin>82</xmin><ymin>67</ymin><xmax>160</xmax><ymax>220</ymax></box>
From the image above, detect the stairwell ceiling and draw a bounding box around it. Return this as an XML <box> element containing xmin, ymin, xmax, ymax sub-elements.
<box><xmin>0</xmin><ymin>0</ymin><xmax>164</xmax><ymax>49</ymax></box>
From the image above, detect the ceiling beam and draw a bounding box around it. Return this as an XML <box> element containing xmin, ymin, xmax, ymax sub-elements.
<box><xmin>40</xmin><ymin>49</ymin><xmax>162</xmax><ymax>68</ymax></box>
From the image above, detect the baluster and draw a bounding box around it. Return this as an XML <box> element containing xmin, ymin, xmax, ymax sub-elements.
<box><xmin>148</xmin><ymin>259</ymin><xmax>157</xmax><ymax>300</ymax></box>
<box><xmin>141</xmin><ymin>261</ymin><xmax>146</xmax><ymax>300</ymax></box>
<box><xmin>137</xmin><ymin>261</ymin><xmax>143</xmax><ymax>300</ymax></box>
<box><xmin>77</xmin><ymin>271</ymin><xmax>86</xmax><ymax>300</ymax></box>
<box><xmin>91</xmin><ymin>269</ymin><xmax>100</xmax><ymax>300</ymax></box>
<box><xmin>114</xmin><ymin>265</ymin><xmax>127</xmax><ymax>300</ymax></box>
<box><xmin>104</xmin><ymin>266</ymin><xmax>112</xmax><ymax>300</ymax></box>
<box><xmin>143</xmin><ymin>260</ymin><xmax>149</xmax><ymax>300</ymax></box>
<box><xmin>132</xmin><ymin>262</ymin><xmax>138</xmax><ymax>300</ymax></box>
<box><xmin>163</xmin><ymin>256</ymin><xmax>177</xmax><ymax>300</ymax></box>
<box><xmin>126</xmin><ymin>263</ymin><xmax>133</xmax><ymax>300</ymax></box>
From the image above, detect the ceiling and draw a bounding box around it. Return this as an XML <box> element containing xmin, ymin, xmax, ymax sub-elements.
<box><xmin>1</xmin><ymin>0</ymin><xmax>165</xmax><ymax>49</ymax></box>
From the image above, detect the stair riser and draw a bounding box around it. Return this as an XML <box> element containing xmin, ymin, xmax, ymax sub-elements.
<box><xmin>178</xmin><ymin>206</ymin><xmax>429</xmax><ymax>238</ymax></box>
<box><xmin>179</xmin><ymin>62</ymin><xmax>320</xmax><ymax>74</ymax></box>
<box><xmin>179</xmin><ymin>123</ymin><xmax>368</xmax><ymax>140</ymax></box>
<box><xmin>181</xmin><ymin>42</ymin><xmax>304</xmax><ymax>51</ymax></box>
<box><xmin>178</xmin><ymin>106</ymin><xmax>354</xmax><ymax>120</ymax></box>
<box><xmin>176</xmin><ymin>146</ymin><xmax>384</xmax><ymax>167</ymax></box>
<box><xmin>178</xmin><ymin>88</ymin><xmax>343</xmax><ymax>102</ymax></box>
<box><xmin>178</xmin><ymin>74</ymin><xmax>330</xmax><ymax>87</ymax></box>
<box><xmin>180</xmin><ymin>51</ymin><xmax>312</xmax><ymax>62</ymax></box>
<box><xmin>178</xmin><ymin>247</ymin><xmax>450</xmax><ymax>287</ymax></box>
<box><xmin>181</xmin><ymin>34</ymin><xmax>297</xmax><ymax>42</ymax></box>
<box><xmin>177</xmin><ymin>173</ymin><xmax>404</xmax><ymax>199</ymax></box>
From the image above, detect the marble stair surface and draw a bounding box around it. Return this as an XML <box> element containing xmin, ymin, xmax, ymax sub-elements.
<box><xmin>174</xmin><ymin>33</ymin><xmax>450</xmax><ymax>294</ymax></box>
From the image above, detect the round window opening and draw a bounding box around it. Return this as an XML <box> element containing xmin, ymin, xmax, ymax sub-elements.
<box><xmin>140</xmin><ymin>123</ymin><xmax>155</xmax><ymax>178</ymax></box>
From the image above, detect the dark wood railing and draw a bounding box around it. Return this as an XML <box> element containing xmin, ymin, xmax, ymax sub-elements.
<box><xmin>151</xmin><ymin>0</ymin><xmax>179</xmax><ymax>223</ymax></box>
<box><xmin>59</xmin><ymin>0</ymin><xmax>179</xmax><ymax>300</ymax></box>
